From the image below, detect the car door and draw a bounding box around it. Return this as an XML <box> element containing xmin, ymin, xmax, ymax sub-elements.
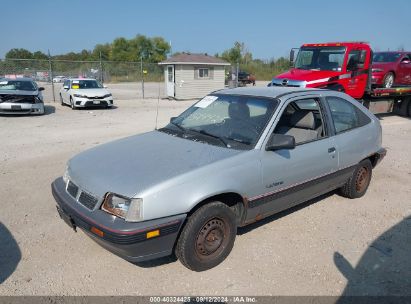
<box><xmin>253</xmin><ymin>95</ymin><xmax>339</xmax><ymax>218</ymax></box>
<box><xmin>397</xmin><ymin>55</ymin><xmax>411</xmax><ymax>85</ymax></box>
<box><xmin>345</xmin><ymin>48</ymin><xmax>369</xmax><ymax>98</ymax></box>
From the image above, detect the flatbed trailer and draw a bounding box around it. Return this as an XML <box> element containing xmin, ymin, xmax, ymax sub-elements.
<box><xmin>271</xmin><ymin>42</ymin><xmax>411</xmax><ymax>117</ymax></box>
<box><xmin>363</xmin><ymin>87</ymin><xmax>411</xmax><ymax>117</ymax></box>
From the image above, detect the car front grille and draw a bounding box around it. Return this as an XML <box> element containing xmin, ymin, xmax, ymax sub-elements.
<box><xmin>85</xmin><ymin>100</ymin><xmax>108</xmax><ymax>107</ymax></box>
<box><xmin>66</xmin><ymin>180</ymin><xmax>99</xmax><ymax>210</ymax></box>
<box><xmin>78</xmin><ymin>191</ymin><xmax>99</xmax><ymax>210</ymax></box>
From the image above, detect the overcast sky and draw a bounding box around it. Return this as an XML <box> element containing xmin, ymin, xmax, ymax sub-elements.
<box><xmin>1</xmin><ymin>0</ymin><xmax>410</xmax><ymax>59</ymax></box>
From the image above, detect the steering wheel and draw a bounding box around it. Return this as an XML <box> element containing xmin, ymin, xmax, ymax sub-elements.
<box><xmin>226</xmin><ymin>119</ymin><xmax>260</xmax><ymax>142</ymax></box>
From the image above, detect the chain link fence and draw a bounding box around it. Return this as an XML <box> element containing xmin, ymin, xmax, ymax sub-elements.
<box><xmin>0</xmin><ymin>58</ymin><xmax>165</xmax><ymax>102</ymax></box>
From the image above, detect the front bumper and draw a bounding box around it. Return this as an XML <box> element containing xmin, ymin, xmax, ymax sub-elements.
<box><xmin>73</xmin><ymin>97</ymin><xmax>113</xmax><ymax>108</ymax></box>
<box><xmin>0</xmin><ymin>102</ymin><xmax>44</xmax><ymax>115</ymax></box>
<box><xmin>51</xmin><ymin>177</ymin><xmax>186</xmax><ymax>262</ymax></box>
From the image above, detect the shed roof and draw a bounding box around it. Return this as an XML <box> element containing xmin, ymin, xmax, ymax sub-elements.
<box><xmin>159</xmin><ymin>53</ymin><xmax>230</xmax><ymax>66</ymax></box>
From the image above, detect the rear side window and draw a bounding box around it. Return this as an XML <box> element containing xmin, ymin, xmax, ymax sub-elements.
<box><xmin>326</xmin><ymin>97</ymin><xmax>371</xmax><ymax>134</ymax></box>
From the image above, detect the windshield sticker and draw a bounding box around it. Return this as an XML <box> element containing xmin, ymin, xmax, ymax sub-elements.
<box><xmin>72</xmin><ymin>80</ymin><xmax>79</xmax><ymax>84</ymax></box>
<box><xmin>0</xmin><ymin>81</ymin><xmax>8</xmax><ymax>85</ymax></box>
<box><xmin>195</xmin><ymin>96</ymin><xmax>218</xmax><ymax>108</ymax></box>
<box><xmin>72</xmin><ymin>85</ymin><xmax>79</xmax><ymax>89</ymax></box>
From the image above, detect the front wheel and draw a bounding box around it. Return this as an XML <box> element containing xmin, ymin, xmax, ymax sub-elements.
<box><xmin>175</xmin><ymin>202</ymin><xmax>237</xmax><ymax>271</ymax></box>
<box><xmin>340</xmin><ymin>159</ymin><xmax>372</xmax><ymax>199</ymax></box>
<box><xmin>70</xmin><ymin>97</ymin><xmax>76</xmax><ymax>110</ymax></box>
<box><xmin>382</xmin><ymin>72</ymin><xmax>395</xmax><ymax>88</ymax></box>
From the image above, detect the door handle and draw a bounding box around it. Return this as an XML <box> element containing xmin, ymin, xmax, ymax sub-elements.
<box><xmin>328</xmin><ymin>147</ymin><xmax>336</xmax><ymax>153</ymax></box>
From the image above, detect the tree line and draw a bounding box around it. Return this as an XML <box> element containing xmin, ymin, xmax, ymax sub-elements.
<box><xmin>2</xmin><ymin>36</ymin><xmax>290</xmax><ymax>80</ymax></box>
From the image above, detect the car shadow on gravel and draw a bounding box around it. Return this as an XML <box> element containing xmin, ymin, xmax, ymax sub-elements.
<box><xmin>0</xmin><ymin>222</ymin><xmax>21</xmax><ymax>284</ymax></box>
<box><xmin>237</xmin><ymin>191</ymin><xmax>336</xmax><ymax>235</ymax></box>
<box><xmin>44</xmin><ymin>105</ymin><xmax>56</xmax><ymax>115</ymax></box>
<box><xmin>334</xmin><ymin>216</ymin><xmax>411</xmax><ymax>298</ymax></box>
<box><xmin>375</xmin><ymin>113</ymin><xmax>411</xmax><ymax>121</ymax></box>
<box><xmin>133</xmin><ymin>254</ymin><xmax>178</xmax><ymax>268</ymax></box>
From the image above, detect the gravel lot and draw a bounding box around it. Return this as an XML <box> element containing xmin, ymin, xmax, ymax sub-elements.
<box><xmin>0</xmin><ymin>84</ymin><xmax>410</xmax><ymax>296</ymax></box>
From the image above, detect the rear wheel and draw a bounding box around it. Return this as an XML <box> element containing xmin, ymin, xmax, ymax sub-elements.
<box><xmin>175</xmin><ymin>202</ymin><xmax>237</xmax><ymax>271</ymax></box>
<box><xmin>340</xmin><ymin>159</ymin><xmax>372</xmax><ymax>199</ymax></box>
<box><xmin>382</xmin><ymin>72</ymin><xmax>395</xmax><ymax>88</ymax></box>
<box><xmin>60</xmin><ymin>94</ymin><xmax>64</xmax><ymax>106</ymax></box>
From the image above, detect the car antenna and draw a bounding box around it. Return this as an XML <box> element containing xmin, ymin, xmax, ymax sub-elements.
<box><xmin>154</xmin><ymin>80</ymin><xmax>161</xmax><ymax>130</ymax></box>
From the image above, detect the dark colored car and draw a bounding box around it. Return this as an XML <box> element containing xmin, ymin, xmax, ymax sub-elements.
<box><xmin>238</xmin><ymin>71</ymin><xmax>256</xmax><ymax>86</ymax></box>
<box><xmin>372</xmin><ymin>52</ymin><xmax>411</xmax><ymax>88</ymax></box>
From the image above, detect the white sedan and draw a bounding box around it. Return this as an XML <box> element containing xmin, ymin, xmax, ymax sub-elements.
<box><xmin>59</xmin><ymin>78</ymin><xmax>113</xmax><ymax>109</ymax></box>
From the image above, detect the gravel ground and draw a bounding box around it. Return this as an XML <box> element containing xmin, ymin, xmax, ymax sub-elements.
<box><xmin>0</xmin><ymin>88</ymin><xmax>410</xmax><ymax>296</ymax></box>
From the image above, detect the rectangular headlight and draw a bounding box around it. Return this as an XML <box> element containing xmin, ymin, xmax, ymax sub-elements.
<box><xmin>102</xmin><ymin>193</ymin><xmax>143</xmax><ymax>222</ymax></box>
<box><xmin>73</xmin><ymin>94</ymin><xmax>88</xmax><ymax>98</ymax></box>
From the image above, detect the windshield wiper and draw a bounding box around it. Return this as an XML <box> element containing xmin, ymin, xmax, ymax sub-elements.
<box><xmin>187</xmin><ymin>129</ymin><xmax>228</xmax><ymax>147</ymax></box>
<box><xmin>169</xmin><ymin>122</ymin><xmax>186</xmax><ymax>132</ymax></box>
<box><xmin>225</xmin><ymin>137</ymin><xmax>251</xmax><ymax>145</ymax></box>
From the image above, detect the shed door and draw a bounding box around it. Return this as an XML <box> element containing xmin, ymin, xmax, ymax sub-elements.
<box><xmin>166</xmin><ymin>65</ymin><xmax>175</xmax><ymax>97</ymax></box>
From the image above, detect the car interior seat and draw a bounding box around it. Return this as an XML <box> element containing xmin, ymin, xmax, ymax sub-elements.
<box><xmin>276</xmin><ymin>110</ymin><xmax>320</xmax><ymax>144</ymax></box>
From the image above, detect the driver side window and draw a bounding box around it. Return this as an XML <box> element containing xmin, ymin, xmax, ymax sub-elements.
<box><xmin>273</xmin><ymin>98</ymin><xmax>326</xmax><ymax>145</ymax></box>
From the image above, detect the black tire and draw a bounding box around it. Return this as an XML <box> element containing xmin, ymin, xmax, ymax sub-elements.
<box><xmin>60</xmin><ymin>94</ymin><xmax>64</xmax><ymax>106</ymax></box>
<box><xmin>382</xmin><ymin>72</ymin><xmax>395</xmax><ymax>88</ymax></box>
<box><xmin>175</xmin><ymin>201</ymin><xmax>237</xmax><ymax>271</ymax></box>
<box><xmin>408</xmin><ymin>100</ymin><xmax>411</xmax><ymax>117</ymax></box>
<box><xmin>70</xmin><ymin>97</ymin><xmax>75</xmax><ymax>110</ymax></box>
<box><xmin>398</xmin><ymin>98</ymin><xmax>410</xmax><ymax>117</ymax></box>
<box><xmin>340</xmin><ymin>159</ymin><xmax>372</xmax><ymax>199</ymax></box>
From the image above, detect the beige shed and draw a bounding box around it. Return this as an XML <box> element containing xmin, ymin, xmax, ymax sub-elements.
<box><xmin>159</xmin><ymin>53</ymin><xmax>230</xmax><ymax>100</ymax></box>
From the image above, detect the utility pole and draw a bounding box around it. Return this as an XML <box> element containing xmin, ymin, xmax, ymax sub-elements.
<box><xmin>236</xmin><ymin>61</ymin><xmax>239</xmax><ymax>87</ymax></box>
<box><xmin>141</xmin><ymin>55</ymin><xmax>145</xmax><ymax>99</ymax></box>
<box><xmin>48</xmin><ymin>49</ymin><xmax>56</xmax><ymax>102</ymax></box>
<box><xmin>99</xmin><ymin>51</ymin><xmax>103</xmax><ymax>83</ymax></box>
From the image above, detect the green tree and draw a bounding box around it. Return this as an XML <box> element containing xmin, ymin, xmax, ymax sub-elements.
<box><xmin>5</xmin><ymin>48</ymin><xmax>33</xmax><ymax>59</ymax></box>
<box><xmin>32</xmin><ymin>51</ymin><xmax>48</xmax><ymax>60</ymax></box>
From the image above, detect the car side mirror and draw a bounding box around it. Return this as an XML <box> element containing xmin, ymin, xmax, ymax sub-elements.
<box><xmin>290</xmin><ymin>49</ymin><xmax>295</xmax><ymax>64</ymax></box>
<box><xmin>63</xmin><ymin>85</ymin><xmax>69</xmax><ymax>90</ymax></box>
<box><xmin>265</xmin><ymin>134</ymin><xmax>296</xmax><ymax>151</ymax></box>
<box><xmin>38</xmin><ymin>87</ymin><xmax>45</xmax><ymax>91</ymax></box>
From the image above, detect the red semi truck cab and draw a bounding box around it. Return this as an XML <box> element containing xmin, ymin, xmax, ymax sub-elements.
<box><xmin>271</xmin><ymin>42</ymin><xmax>373</xmax><ymax>99</ymax></box>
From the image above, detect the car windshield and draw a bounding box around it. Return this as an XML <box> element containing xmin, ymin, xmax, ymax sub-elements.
<box><xmin>0</xmin><ymin>79</ymin><xmax>37</xmax><ymax>91</ymax></box>
<box><xmin>71</xmin><ymin>80</ymin><xmax>102</xmax><ymax>89</ymax></box>
<box><xmin>295</xmin><ymin>46</ymin><xmax>346</xmax><ymax>71</ymax></box>
<box><xmin>373</xmin><ymin>52</ymin><xmax>402</xmax><ymax>63</ymax></box>
<box><xmin>160</xmin><ymin>94</ymin><xmax>278</xmax><ymax>150</ymax></box>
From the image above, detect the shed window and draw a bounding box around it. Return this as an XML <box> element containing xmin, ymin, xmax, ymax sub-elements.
<box><xmin>198</xmin><ymin>68</ymin><xmax>209</xmax><ymax>78</ymax></box>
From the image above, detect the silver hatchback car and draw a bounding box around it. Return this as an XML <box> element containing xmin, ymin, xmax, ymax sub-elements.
<box><xmin>0</xmin><ymin>78</ymin><xmax>45</xmax><ymax>115</ymax></box>
<box><xmin>52</xmin><ymin>87</ymin><xmax>386</xmax><ymax>271</ymax></box>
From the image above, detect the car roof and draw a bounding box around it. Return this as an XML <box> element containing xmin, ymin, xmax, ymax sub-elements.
<box><xmin>215</xmin><ymin>86</ymin><xmax>322</xmax><ymax>99</ymax></box>
<box><xmin>0</xmin><ymin>77</ymin><xmax>35</xmax><ymax>82</ymax></box>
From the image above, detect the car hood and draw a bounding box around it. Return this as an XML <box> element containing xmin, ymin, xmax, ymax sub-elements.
<box><xmin>67</xmin><ymin>131</ymin><xmax>242</xmax><ymax>198</ymax></box>
<box><xmin>71</xmin><ymin>88</ymin><xmax>110</xmax><ymax>96</ymax></box>
<box><xmin>275</xmin><ymin>68</ymin><xmax>341</xmax><ymax>82</ymax></box>
<box><xmin>0</xmin><ymin>90</ymin><xmax>38</xmax><ymax>96</ymax></box>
